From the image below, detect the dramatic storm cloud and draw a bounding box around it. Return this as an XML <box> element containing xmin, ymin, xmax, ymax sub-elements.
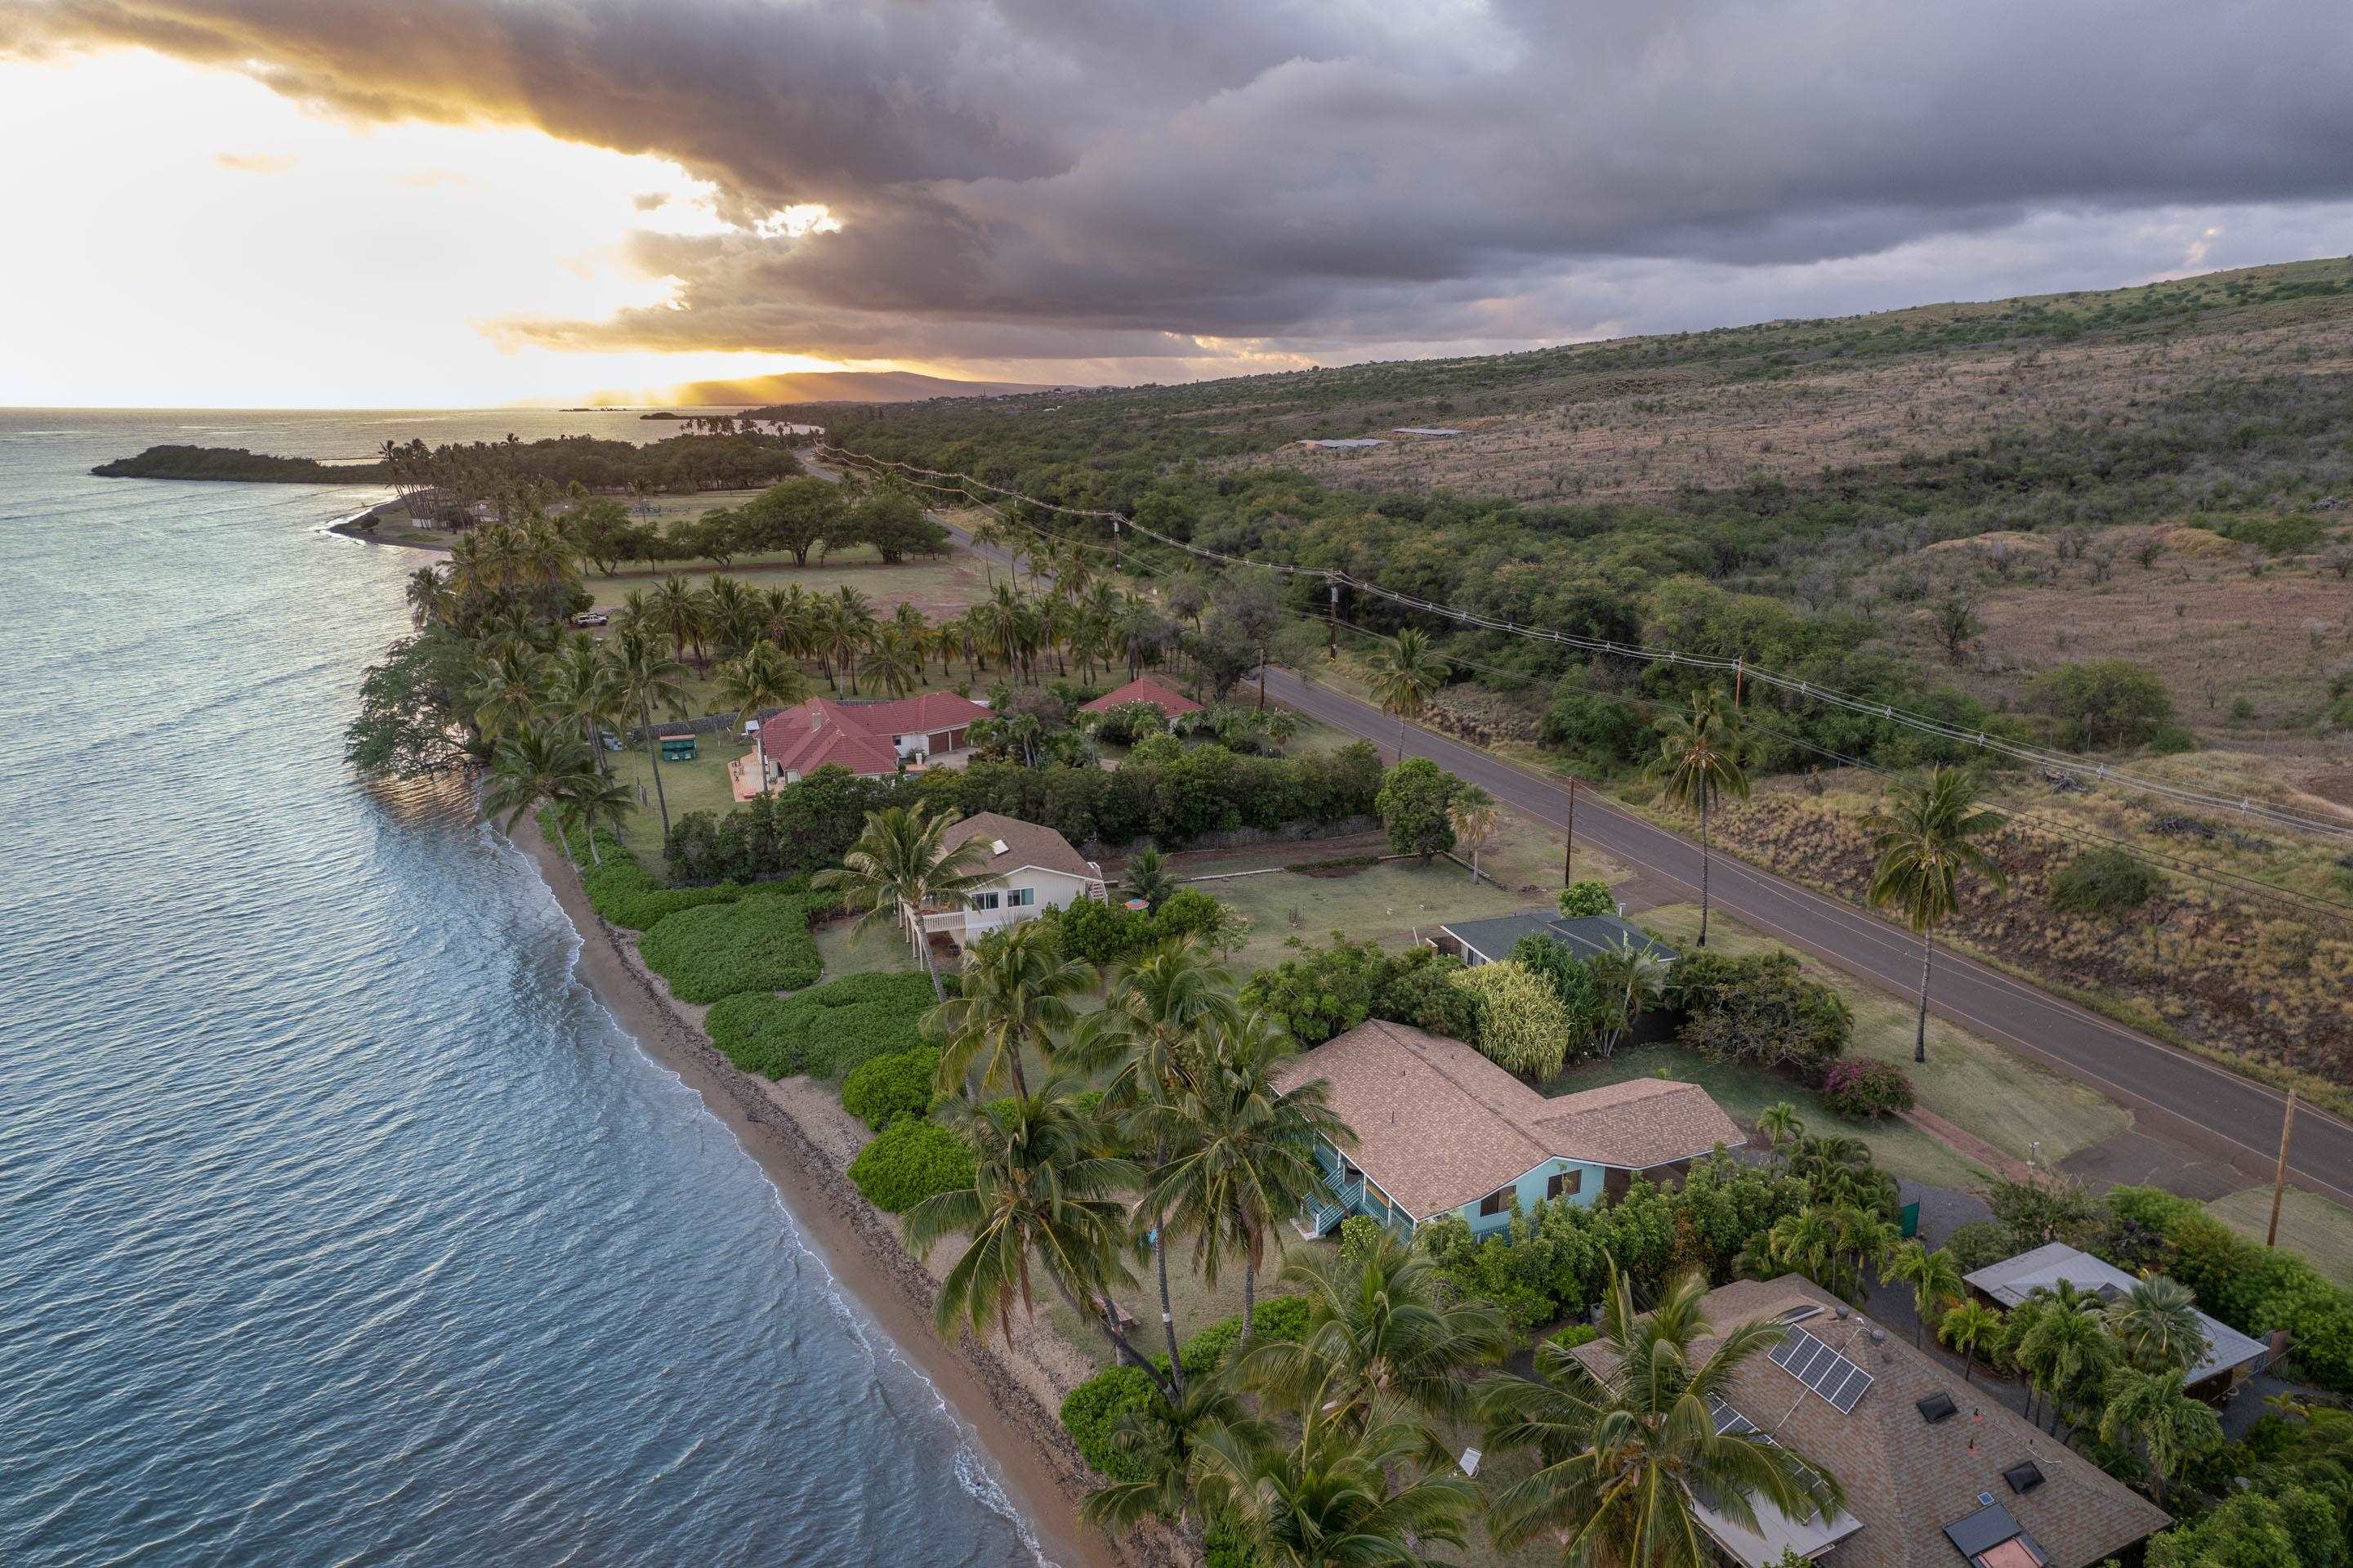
<box><xmin>11</xmin><ymin>0</ymin><xmax>2353</xmax><ymax>376</ymax></box>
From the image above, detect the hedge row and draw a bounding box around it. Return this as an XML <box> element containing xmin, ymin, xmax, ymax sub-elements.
<box><xmin>636</xmin><ymin>882</ymin><xmax>829</xmax><ymax>1004</ymax></box>
<box><xmin>1057</xmin><ymin>1296</ymin><xmax>1309</xmax><ymax>1481</ymax></box>
<box><xmin>538</xmin><ymin>811</ymin><xmax>747</xmax><ymax>931</ymax></box>
<box><xmin>2107</xmin><ymin>1185</ymin><xmax>2353</xmax><ymax>1393</ymax></box>
<box><xmin>847</xmin><ymin>1119</ymin><xmax>973</xmax><ymax>1213</ymax></box>
<box><xmin>706</xmin><ymin>971</ymin><xmax>937</xmax><ymax>1079</ymax></box>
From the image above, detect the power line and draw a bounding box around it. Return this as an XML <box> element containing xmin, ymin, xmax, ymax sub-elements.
<box><xmin>823</xmin><ymin>443</ymin><xmax>2353</xmax><ymax>844</ymax></box>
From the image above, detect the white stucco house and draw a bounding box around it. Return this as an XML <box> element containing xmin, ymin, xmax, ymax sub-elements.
<box><xmin>903</xmin><ymin>812</ymin><xmax>1109</xmax><ymax>955</ymax></box>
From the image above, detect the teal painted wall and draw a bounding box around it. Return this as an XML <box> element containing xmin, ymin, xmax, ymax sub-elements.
<box><xmin>1454</xmin><ymin>1157</ymin><xmax>1604</xmax><ymax>1235</ymax></box>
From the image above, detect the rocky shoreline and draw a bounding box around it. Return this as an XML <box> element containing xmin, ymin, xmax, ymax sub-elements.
<box><xmin>511</xmin><ymin>815</ymin><xmax>1168</xmax><ymax>1568</ymax></box>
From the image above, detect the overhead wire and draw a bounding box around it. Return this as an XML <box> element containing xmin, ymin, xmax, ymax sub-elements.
<box><xmin>823</xmin><ymin>442</ymin><xmax>2353</xmax><ymax>844</ymax></box>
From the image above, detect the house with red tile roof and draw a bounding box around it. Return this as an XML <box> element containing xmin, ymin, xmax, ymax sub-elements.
<box><xmin>749</xmin><ymin>692</ymin><xmax>992</xmax><ymax>790</ymax></box>
<box><xmin>1078</xmin><ymin>675</ymin><xmax>1203</xmax><ymax>724</ymax></box>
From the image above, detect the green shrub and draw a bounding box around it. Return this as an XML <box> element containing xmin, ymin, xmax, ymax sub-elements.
<box><xmin>1449</xmin><ymin>959</ymin><xmax>1576</xmax><ymax>1078</ymax></box>
<box><xmin>542</xmin><ymin>811</ymin><xmax>744</xmax><ymax>930</ymax></box>
<box><xmin>841</xmin><ymin>1046</ymin><xmax>941</xmax><ymax>1129</ymax></box>
<box><xmin>1944</xmin><ymin>1220</ymin><xmax>2016</xmax><ymax>1274</ymax></box>
<box><xmin>705</xmin><ymin>971</ymin><xmax>936</xmax><ymax>1079</ymax></box>
<box><xmin>1338</xmin><ymin>1214</ymin><xmax>1385</xmax><ymax>1265</ymax></box>
<box><xmin>2025</xmin><ymin>659</ymin><xmax>2177</xmax><ymax>750</ymax></box>
<box><xmin>1819</xmin><ymin>1059</ymin><xmax>1915</xmax><ymax>1120</ymax></box>
<box><xmin>2107</xmin><ymin>1186</ymin><xmax>2353</xmax><ymax>1394</ymax></box>
<box><xmin>1058</xmin><ymin>1364</ymin><xmax>1159</xmax><ymax>1481</ymax></box>
<box><xmin>1549</xmin><ymin>1322</ymin><xmax>1600</xmax><ymax>1351</ymax></box>
<box><xmin>1178</xmin><ymin>1296</ymin><xmax>1310</xmax><ymax>1379</ymax></box>
<box><xmin>2048</xmin><ymin>848</ymin><xmax>2160</xmax><ymax>918</ymax></box>
<box><xmin>1035</xmin><ymin>888</ymin><xmax>1235</xmax><ymax>967</ymax></box>
<box><xmin>1558</xmin><ymin>881</ymin><xmax>1615</xmax><ymax>918</ymax></box>
<box><xmin>847</xmin><ymin>1119</ymin><xmax>974</xmax><ymax>1213</ymax></box>
<box><xmin>1669</xmin><ymin>950</ymin><xmax>1851</xmax><ymax>1076</ymax></box>
<box><xmin>637</xmin><ymin>883</ymin><xmax>827</xmax><ymax>1003</ymax></box>
<box><xmin>2220</xmin><ymin>514</ymin><xmax>2328</xmax><ymax>556</ymax></box>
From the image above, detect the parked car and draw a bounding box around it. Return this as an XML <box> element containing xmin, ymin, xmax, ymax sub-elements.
<box><xmin>570</xmin><ymin>610</ymin><xmax>609</xmax><ymax>628</ymax></box>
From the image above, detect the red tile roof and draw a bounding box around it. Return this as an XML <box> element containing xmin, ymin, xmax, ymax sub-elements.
<box><xmin>1079</xmin><ymin>676</ymin><xmax>1203</xmax><ymax>717</ymax></box>
<box><xmin>755</xmin><ymin>692</ymin><xmax>992</xmax><ymax>780</ymax></box>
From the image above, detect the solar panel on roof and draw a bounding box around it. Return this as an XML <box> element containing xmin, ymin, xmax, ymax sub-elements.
<box><xmin>1770</xmin><ymin>1325</ymin><xmax>1875</xmax><ymax>1413</ymax></box>
<box><xmin>1704</xmin><ymin>1395</ymin><xmax>1774</xmax><ymax>1444</ymax></box>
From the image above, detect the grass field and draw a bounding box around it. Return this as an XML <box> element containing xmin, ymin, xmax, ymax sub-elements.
<box><xmin>1182</xmin><ymin>854</ymin><xmax>1538</xmax><ymax>971</ymax></box>
<box><xmin>2208</xmin><ymin>1187</ymin><xmax>2353</xmax><ymax>1288</ymax></box>
<box><xmin>585</xmin><ymin>549</ymin><xmax>998</xmax><ymax>619</ymax></box>
<box><xmin>1637</xmin><ymin>901</ymin><xmax>2128</xmax><ymax>1170</ymax></box>
<box><xmin>605</xmin><ymin>732</ymin><xmax>752</xmax><ymax>864</ymax></box>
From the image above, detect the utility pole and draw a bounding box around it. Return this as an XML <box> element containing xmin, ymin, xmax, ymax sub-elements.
<box><xmin>1563</xmin><ymin>776</ymin><xmax>1578</xmax><ymax>887</ymax></box>
<box><xmin>1326</xmin><ymin>575</ymin><xmax>1340</xmax><ymax>659</ymax></box>
<box><xmin>1734</xmin><ymin>655</ymin><xmax>1745</xmax><ymax>707</ymax></box>
<box><xmin>2268</xmin><ymin>1089</ymin><xmax>2300</xmax><ymax>1248</ymax></box>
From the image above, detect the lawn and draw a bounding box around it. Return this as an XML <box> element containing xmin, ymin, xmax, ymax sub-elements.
<box><xmin>1546</xmin><ymin>1045</ymin><xmax>1988</xmax><ymax>1192</ymax></box>
<box><xmin>814</xmin><ymin>914</ymin><xmax>918</xmax><ymax>978</ymax></box>
<box><xmin>605</xmin><ymin>731</ymin><xmax>752</xmax><ymax>865</ymax></box>
<box><xmin>585</xmin><ymin>545</ymin><xmax>998</xmax><ymax>619</ymax></box>
<box><xmin>1185</xmin><ymin>855</ymin><xmax>1539</xmax><ymax>972</ymax></box>
<box><xmin>2208</xmin><ymin>1187</ymin><xmax>2353</xmax><ymax>1289</ymax></box>
<box><xmin>1637</xmin><ymin>901</ymin><xmax>2128</xmax><ymax>1170</ymax></box>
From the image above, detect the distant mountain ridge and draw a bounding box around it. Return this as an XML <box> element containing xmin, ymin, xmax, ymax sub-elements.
<box><xmin>619</xmin><ymin>369</ymin><xmax>1061</xmax><ymax>408</ymax></box>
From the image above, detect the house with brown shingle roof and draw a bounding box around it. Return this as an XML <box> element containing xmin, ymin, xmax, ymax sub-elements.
<box><xmin>900</xmin><ymin>812</ymin><xmax>1109</xmax><ymax>955</ymax></box>
<box><xmin>1270</xmin><ymin>1020</ymin><xmax>1743</xmax><ymax>1240</ymax></box>
<box><xmin>753</xmin><ymin>692</ymin><xmax>992</xmax><ymax>788</ymax></box>
<box><xmin>1565</xmin><ymin>1277</ymin><xmax>2169</xmax><ymax>1568</ymax></box>
<box><xmin>1078</xmin><ymin>674</ymin><xmax>1203</xmax><ymax>724</ymax></box>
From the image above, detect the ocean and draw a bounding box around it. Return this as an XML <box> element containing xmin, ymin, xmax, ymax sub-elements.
<box><xmin>0</xmin><ymin>410</ymin><xmax>1043</xmax><ymax>1566</ymax></box>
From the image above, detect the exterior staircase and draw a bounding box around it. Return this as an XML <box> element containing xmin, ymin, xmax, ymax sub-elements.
<box><xmin>1293</xmin><ymin>1168</ymin><xmax>1363</xmax><ymax>1240</ymax></box>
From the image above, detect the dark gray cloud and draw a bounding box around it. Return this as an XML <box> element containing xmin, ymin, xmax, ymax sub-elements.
<box><xmin>11</xmin><ymin>0</ymin><xmax>2353</xmax><ymax>374</ymax></box>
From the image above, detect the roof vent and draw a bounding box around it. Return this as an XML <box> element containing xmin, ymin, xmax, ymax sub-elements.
<box><xmin>1777</xmin><ymin>1306</ymin><xmax>1823</xmax><ymax>1324</ymax></box>
<box><xmin>1917</xmin><ymin>1392</ymin><xmax>1958</xmax><ymax>1424</ymax></box>
<box><xmin>1977</xmin><ymin>1492</ymin><xmax>1997</xmax><ymax>1508</ymax></box>
<box><xmin>990</xmin><ymin>838</ymin><xmax>1011</xmax><ymax>855</ymax></box>
<box><xmin>2004</xmin><ymin>1463</ymin><xmax>2044</xmax><ymax>1495</ymax></box>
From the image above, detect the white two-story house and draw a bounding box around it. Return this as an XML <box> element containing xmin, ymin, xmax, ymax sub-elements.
<box><xmin>904</xmin><ymin>813</ymin><xmax>1109</xmax><ymax>955</ymax></box>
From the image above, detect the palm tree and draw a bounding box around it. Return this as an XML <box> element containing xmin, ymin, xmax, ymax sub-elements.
<box><xmin>1764</xmin><ymin>1207</ymin><xmax>1850</xmax><ymax>1299</ymax></box>
<box><xmin>650</xmin><ymin>573</ymin><xmax>713</xmax><ymax>668</ymax></box>
<box><xmin>1194</xmin><ymin>1376</ymin><xmax>1480</xmax><ymax>1568</ymax></box>
<box><xmin>1242</xmin><ymin>1228</ymin><xmax>1514</xmax><ymax>1435</ymax></box>
<box><xmin>605</xmin><ymin>629</ymin><xmax>690</xmax><ymax>843</ymax></box>
<box><xmin>1938</xmin><ymin>1300</ymin><xmax>2004</xmax><ymax>1383</ymax></box>
<box><xmin>1588</xmin><ymin>935</ymin><xmax>1671</xmax><ymax>1058</ymax></box>
<box><xmin>482</xmin><ymin>726</ymin><xmax>596</xmax><ymax>863</ymax></box>
<box><xmin>2097</xmin><ymin>1366</ymin><xmax>2223</xmax><ymax>1507</ymax></box>
<box><xmin>814</xmin><ymin>804</ymin><xmax>996</xmax><ymax>1002</ymax></box>
<box><xmin>1119</xmin><ymin>845</ymin><xmax>1176</xmax><ymax>913</ymax></box>
<box><xmin>2011</xmin><ymin>1290</ymin><xmax>2119</xmax><ymax>1438</ymax></box>
<box><xmin>859</xmin><ymin>632</ymin><xmax>919</xmax><ymax>699</ymax></box>
<box><xmin>1757</xmin><ymin>1101</ymin><xmax>1805</xmax><ymax>1152</ymax></box>
<box><xmin>1481</xmin><ymin>1266</ymin><xmax>1847</xmax><ymax>1568</ymax></box>
<box><xmin>1883</xmin><ymin>1242</ymin><xmax>1966</xmax><ymax>1347</ymax></box>
<box><xmin>1076</xmin><ymin>936</ymin><xmax>1243</xmax><ymax>1383</ymax></box>
<box><xmin>404</xmin><ymin>564</ymin><xmax>453</xmax><ymax>628</ymax></box>
<box><xmin>2105</xmin><ymin>1276</ymin><xmax>2210</xmax><ymax>1374</ymax></box>
<box><xmin>553</xmin><ymin>767</ymin><xmax>635</xmax><ymax>867</ymax></box>
<box><xmin>1862</xmin><ymin>767</ymin><xmax>2007</xmax><ymax>1064</ymax></box>
<box><xmin>1364</xmin><ymin>627</ymin><xmax>1448</xmax><ymax>762</ymax></box>
<box><xmin>1144</xmin><ymin>1010</ymin><xmax>1353</xmax><ymax>1337</ymax></box>
<box><xmin>713</xmin><ymin>641</ymin><xmax>806</xmax><ymax>740</ymax></box>
<box><xmin>1647</xmin><ymin>687</ymin><xmax>1749</xmax><ymax>949</ymax></box>
<box><xmin>922</xmin><ymin>918</ymin><xmax>1093</xmax><ymax>1098</ymax></box>
<box><xmin>904</xmin><ymin>1077</ymin><xmax>1162</xmax><ymax>1387</ymax></box>
<box><xmin>1447</xmin><ymin>784</ymin><xmax>1501</xmax><ymax>883</ymax></box>
<box><xmin>468</xmin><ymin>645</ymin><xmax>547</xmax><ymax>742</ymax></box>
<box><xmin>1079</xmin><ymin>1368</ymin><xmax>1268</xmax><ymax>1541</ymax></box>
<box><xmin>542</xmin><ymin>633</ymin><xmax>621</xmax><ymax>775</ymax></box>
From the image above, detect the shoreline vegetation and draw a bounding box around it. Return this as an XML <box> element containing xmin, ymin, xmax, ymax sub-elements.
<box><xmin>511</xmin><ymin>811</ymin><xmax>1149</xmax><ymax>1568</ymax></box>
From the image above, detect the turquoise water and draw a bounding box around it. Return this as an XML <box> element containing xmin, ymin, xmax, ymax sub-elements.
<box><xmin>0</xmin><ymin>412</ymin><xmax>1040</xmax><ymax>1566</ymax></box>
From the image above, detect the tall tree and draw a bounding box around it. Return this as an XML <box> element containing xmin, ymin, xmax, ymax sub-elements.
<box><xmin>2104</xmin><ymin>1276</ymin><xmax>2210</xmax><ymax>1374</ymax></box>
<box><xmin>1144</xmin><ymin>1010</ymin><xmax>1353</xmax><ymax>1338</ymax></box>
<box><xmin>605</xmin><ymin>629</ymin><xmax>690</xmax><ymax>843</ymax></box>
<box><xmin>542</xmin><ymin>633</ymin><xmax>623</xmax><ymax>775</ymax></box>
<box><xmin>1938</xmin><ymin>1301</ymin><xmax>2004</xmax><ymax>1384</ymax></box>
<box><xmin>922</xmin><ymin>918</ymin><xmax>1094</xmax><ymax>1098</ymax></box>
<box><xmin>1480</xmin><ymin>1266</ymin><xmax>1847</xmax><ymax>1568</ymax></box>
<box><xmin>1648</xmin><ymin>686</ymin><xmax>1749</xmax><ymax>949</ymax></box>
<box><xmin>552</xmin><ymin>766</ymin><xmax>636</xmax><ymax>867</ymax></box>
<box><xmin>1447</xmin><ymin>783</ymin><xmax>1501</xmax><ymax>883</ymax></box>
<box><xmin>713</xmin><ymin>641</ymin><xmax>807</xmax><ymax>740</ymax></box>
<box><xmin>1862</xmin><ymin>766</ymin><xmax>2007</xmax><ymax>1064</ymax></box>
<box><xmin>1883</xmin><ymin>1242</ymin><xmax>1966</xmax><ymax>1348</ymax></box>
<box><xmin>481</xmin><ymin>726</ymin><xmax>596</xmax><ymax>864</ymax></box>
<box><xmin>1242</xmin><ymin>1228</ymin><xmax>1513</xmax><ymax>1436</ymax></box>
<box><xmin>904</xmin><ymin>1077</ymin><xmax>1165</xmax><ymax>1391</ymax></box>
<box><xmin>2098</xmin><ymin>1366</ymin><xmax>2223</xmax><ymax>1508</ymax></box>
<box><xmin>813</xmin><ymin>803</ymin><xmax>995</xmax><ymax>1001</ymax></box>
<box><xmin>1364</xmin><ymin>627</ymin><xmax>1448</xmax><ymax>762</ymax></box>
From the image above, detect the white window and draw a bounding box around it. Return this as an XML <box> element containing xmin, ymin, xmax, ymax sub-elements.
<box><xmin>974</xmin><ymin>892</ymin><xmax>1002</xmax><ymax>910</ymax></box>
<box><xmin>1007</xmin><ymin>887</ymin><xmax>1037</xmax><ymax>908</ymax></box>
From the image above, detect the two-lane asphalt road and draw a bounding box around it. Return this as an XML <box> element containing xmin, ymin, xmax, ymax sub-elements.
<box><xmin>895</xmin><ymin>469</ymin><xmax>2353</xmax><ymax>1204</ymax></box>
<box><xmin>1263</xmin><ymin>666</ymin><xmax>2353</xmax><ymax>1206</ymax></box>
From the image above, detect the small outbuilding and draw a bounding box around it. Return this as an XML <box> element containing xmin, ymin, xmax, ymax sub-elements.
<box><xmin>1962</xmin><ymin>1243</ymin><xmax>2273</xmax><ymax>1396</ymax></box>
<box><xmin>1437</xmin><ymin>908</ymin><xmax>1677</xmax><ymax>968</ymax></box>
<box><xmin>1079</xmin><ymin>675</ymin><xmax>1204</xmax><ymax>725</ymax></box>
<box><xmin>658</xmin><ymin>729</ymin><xmax>698</xmax><ymax>762</ymax></box>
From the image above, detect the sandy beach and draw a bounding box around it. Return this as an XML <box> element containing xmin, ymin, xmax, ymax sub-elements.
<box><xmin>512</xmin><ymin>815</ymin><xmax>1159</xmax><ymax>1568</ymax></box>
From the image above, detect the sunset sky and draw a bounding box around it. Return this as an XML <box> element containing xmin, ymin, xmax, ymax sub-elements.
<box><xmin>6</xmin><ymin>0</ymin><xmax>2353</xmax><ymax>409</ymax></box>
